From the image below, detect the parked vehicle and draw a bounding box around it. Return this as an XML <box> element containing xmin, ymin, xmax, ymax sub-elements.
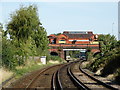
<box><xmin>80</xmin><ymin>56</ymin><xmax>87</xmax><ymax>61</ymax></box>
<box><xmin>66</xmin><ymin>56</ymin><xmax>71</xmax><ymax>60</ymax></box>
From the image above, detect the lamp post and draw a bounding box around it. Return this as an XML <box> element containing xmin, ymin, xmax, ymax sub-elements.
<box><xmin>112</xmin><ymin>22</ymin><xmax>114</xmax><ymax>35</ymax></box>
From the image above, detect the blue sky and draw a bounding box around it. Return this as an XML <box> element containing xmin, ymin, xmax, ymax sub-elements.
<box><xmin>0</xmin><ymin>2</ymin><xmax>118</xmax><ymax>39</ymax></box>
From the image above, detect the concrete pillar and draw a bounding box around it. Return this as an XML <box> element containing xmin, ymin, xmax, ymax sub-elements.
<box><xmin>61</xmin><ymin>50</ymin><xmax>64</xmax><ymax>59</ymax></box>
<box><xmin>64</xmin><ymin>51</ymin><xmax>66</xmax><ymax>60</ymax></box>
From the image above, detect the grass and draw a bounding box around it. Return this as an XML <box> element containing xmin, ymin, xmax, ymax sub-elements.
<box><xmin>14</xmin><ymin>61</ymin><xmax>60</xmax><ymax>78</ymax></box>
<box><xmin>1</xmin><ymin>56</ymin><xmax>64</xmax><ymax>84</ymax></box>
<box><xmin>0</xmin><ymin>68</ymin><xmax>13</xmax><ymax>84</ymax></box>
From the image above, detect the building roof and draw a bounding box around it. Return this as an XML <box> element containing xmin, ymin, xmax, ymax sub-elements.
<box><xmin>63</xmin><ymin>31</ymin><xmax>93</xmax><ymax>39</ymax></box>
<box><xmin>48</xmin><ymin>31</ymin><xmax>94</xmax><ymax>39</ymax></box>
<box><xmin>64</xmin><ymin>34</ymin><xmax>93</xmax><ymax>39</ymax></box>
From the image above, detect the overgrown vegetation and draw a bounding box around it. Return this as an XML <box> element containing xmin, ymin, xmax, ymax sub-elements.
<box><xmin>1</xmin><ymin>5</ymin><xmax>49</xmax><ymax>70</ymax></box>
<box><xmin>1</xmin><ymin>5</ymin><xmax>64</xmax><ymax>83</ymax></box>
<box><xmin>69</xmin><ymin>51</ymin><xmax>80</xmax><ymax>58</ymax></box>
<box><xmin>86</xmin><ymin>34</ymin><xmax>120</xmax><ymax>84</ymax></box>
<box><xmin>47</xmin><ymin>55</ymin><xmax>63</xmax><ymax>62</ymax></box>
<box><xmin>14</xmin><ymin>61</ymin><xmax>56</xmax><ymax>78</ymax></box>
<box><xmin>0</xmin><ymin>23</ymin><xmax>3</xmax><ymax>67</ymax></box>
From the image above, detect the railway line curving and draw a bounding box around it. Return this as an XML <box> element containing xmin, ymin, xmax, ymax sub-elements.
<box><xmin>25</xmin><ymin>64</ymin><xmax>63</xmax><ymax>89</ymax></box>
<box><xmin>52</xmin><ymin>60</ymin><xmax>119</xmax><ymax>90</ymax></box>
<box><xmin>2</xmin><ymin>60</ymin><xmax>119</xmax><ymax>90</ymax></box>
<box><xmin>52</xmin><ymin>61</ymin><xmax>89</xmax><ymax>90</ymax></box>
<box><xmin>70</xmin><ymin>61</ymin><xmax>119</xmax><ymax>90</ymax></box>
<box><xmin>79</xmin><ymin>61</ymin><xmax>119</xmax><ymax>90</ymax></box>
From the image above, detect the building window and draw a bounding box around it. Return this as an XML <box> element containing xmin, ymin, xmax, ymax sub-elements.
<box><xmin>52</xmin><ymin>38</ymin><xmax>56</xmax><ymax>44</ymax></box>
<box><xmin>89</xmin><ymin>38</ymin><xmax>92</xmax><ymax>41</ymax></box>
<box><xmin>59</xmin><ymin>40</ymin><xmax>66</xmax><ymax>44</ymax></box>
<box><xmin>72</xmin><ymin>40</ymin><xmax>77</xmax><ymax>44</ymax></box>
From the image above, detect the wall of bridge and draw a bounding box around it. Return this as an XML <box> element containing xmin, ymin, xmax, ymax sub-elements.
<box><xmin>49</xmin><ymin>44</ymin><xmax>100</xmax><ymax>59</ymax></box>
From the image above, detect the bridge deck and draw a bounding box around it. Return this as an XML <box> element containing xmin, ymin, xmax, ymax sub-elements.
<box><xmin>49</xmin><ymin>44</ymin><xmax>100</xmax><ymax>49</ymax></box>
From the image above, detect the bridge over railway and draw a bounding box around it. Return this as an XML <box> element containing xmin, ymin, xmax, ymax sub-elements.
<box><xmin>49</xmin><ymin>44</ymin><xmax>100</xmax><ymax>60</ymax></box>
<box><xmin>48</xmin><ymin>31</ymin><xmax>100</xmax><ymax>60</ymax></box>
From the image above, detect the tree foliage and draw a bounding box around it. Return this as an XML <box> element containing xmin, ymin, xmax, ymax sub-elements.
<box><xmin>87</xmin><ymin>34</ymin><xmax>120</xmax><ymax>83</ymax></box>
<box><xmin>0</xmin><ymin>23</ymin><xmax>3</xmax><ymax>67</ymax></box>
<box><xmin>98</xmin><ymin>34</ymin><xmax>117</xmax><ymax>54</ymax></box>
<box><xmin>2</xmin><ymin>35</ymin><xmax>17</xmax><ymax>69</ymax></box>
<box><xmin>2</xmin><ymin>5</ymin><xmax>48</xmax><ymax>69</ymax></box>
<box><xmin>6</xmin><ymin>5</ymin><xmax>48</xmax><ymax>56</ymax></box>
<box><xmin>33</xmin><ymin>26</ymin><xmax>48</xmax><ymax>56</ymax></box>
<box><xmin>7</xmin><ymin>5</ymin><xmax>41</xmax><ymax>42</ymax></box>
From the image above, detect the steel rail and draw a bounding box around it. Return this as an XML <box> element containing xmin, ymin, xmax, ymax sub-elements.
<box><xmin>57</xmin><ymin>64</ymin><xmax>68</xmax><ymax>90</ymax></box>
<box><xmin>52</xmin><ymin>63</ymin><xmax>72</xmax><ymax>90</ymax></box>
<box><xmin>52</xmin><ymin>61</ymin><xmax>90</xmax><ymax>90</ymax></box>
<box><xmin>67</xmin><ymin>62</ymin><xmax>90</xmax><ymax>90</ymax></box>
<box><xmin>52</xmin><ymin>71</ymin><xmax>57</xmax><ymax>90</ymax></box>
<box><xmin>79</xmin><ymin>61</ymin><xmax>118</xmax><ymax>90</ymax></box>
<box><xmin>25</xmin><ymin>64</ymin><xmax>63</xmax><ymax>89</ymax></box>
<box><xmin>52</xmin><ymin>70</ymin><xmax>62</xmax><ymax>90</ymax></box>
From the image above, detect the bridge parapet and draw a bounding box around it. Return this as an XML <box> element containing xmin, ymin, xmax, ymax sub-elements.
<box><xmin>49</xmin><ymin>43</ymin><xmax>100</xmax><ymax>59</ymax></box>
<box><xmin>49</xmin><ymin>44</ymin><xmax>99</xmax><ymax>49</ymax></box>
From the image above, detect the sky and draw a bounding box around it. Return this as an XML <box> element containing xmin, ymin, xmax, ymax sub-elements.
<box><xmin>0</xmin><ymin>1</ymin><xmax>118</xmax><ymax>39</ymax></box>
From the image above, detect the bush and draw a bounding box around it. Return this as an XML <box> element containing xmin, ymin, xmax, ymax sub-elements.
<box><xmin>2</xmin><ymin>38</ymin><xmax>17</xmax><ymax>70</ymax></box>
<box><xmin>101</xmin><ymin>54</ymin><xmax>120</xmax><ymax>76</ymax></box>
<box><xmin>115</xmin><ymin>68</ymin><xmax>120</xmax><ymax>84</ymax></box>
<box><xmin>46</xmin><ymin>55</ymin><xmax>63</xmax><ymax>62</ymax></box>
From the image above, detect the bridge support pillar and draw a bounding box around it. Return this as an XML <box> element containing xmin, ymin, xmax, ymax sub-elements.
<box><xmin>64</xmin><ymin>51</ymin><xmax>66</xmax><ymax>60</ymax></box>
<box><xmin>59</xmin><ymin>50</ymin><xmax>64</xmax><ymax>59</ymax></box>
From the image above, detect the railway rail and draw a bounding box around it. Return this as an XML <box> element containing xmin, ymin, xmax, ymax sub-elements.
<box><xmin>70</xmin><ymin>61</ymin><xmax>119</xmax><ymax>90</ymax></box>
<box><xmin>52</xmin><ymin>60</ymin><xmax>119</xmax><ymax>90</ymax></box>
<box><xmin>25</xmin><ymin>64</ymin><xmax>64</xmax><ymax>89</ymax></box>
<box><xmin>2</xmin><ymin>60</ymin><xmax>119</xmax><ymax>90</ymax></box>
<box><xmin>2</xmin><ymin>64</ymin><xmax>63</xmax><ymax>90</ymax></box>
<box><xmin>52</xmin><ymin>61</ymin><xmax>89</xmax><ymax>90</ymax></box>
<box><xmin>79</xmin><ymin>61</ymin><xmax>119</xmax><ymax>90</ymax></box>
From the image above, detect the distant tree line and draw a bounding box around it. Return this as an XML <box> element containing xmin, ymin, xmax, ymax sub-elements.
<box><xmin>1</xmin><ymin>5</ymin><xmax>48</xmax><ymax>70</ymax></box>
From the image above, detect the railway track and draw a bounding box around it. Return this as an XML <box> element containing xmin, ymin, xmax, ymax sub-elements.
<box><xmin>3</xmin><ymin>60</ymin><xmax>119</xmax><ymax>90</ymax></box>
<box><xmin>70</xmin><ymin>61</ymin><xmax>119</xmax><ymax>90</ymax></box>
<box><xmin>2</xmin><ymin>64</ymin><xmax>63</xmax><ymax>90</ymax></box>
<box><xmin>25</xmin><ymin>64</ymin><xmax>64</xmax><ymax>89</ymax></box>
<box><xmin>52</xmin><ymin>61</ymin><xmax>89</xmax><ymax>90</ymax></box>
<box><xmin>52</xmin><ymin>60</ymin><xmax>119</xmax><ymax>90</ymax></box>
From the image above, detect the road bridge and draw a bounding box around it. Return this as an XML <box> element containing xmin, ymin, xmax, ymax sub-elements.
<box><xmin>49</xmin><ymin>44</ymin><xmax>100</xmax><ymax>60</ymax></box>
<box><xmin>48</xmin><ymin>31</ymin><xmax>100</xmax><ymax>60</ymax></box>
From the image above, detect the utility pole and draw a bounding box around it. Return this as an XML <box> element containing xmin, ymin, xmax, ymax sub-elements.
<box><xmin>118</xmin><ymin>1</ymin><xmax>120</xmax><ymax>40</ymax></box>
<box><xmin>112</xmin><ymin>22</ymin><xmax>114</xmax><ymax>35</ymax></box>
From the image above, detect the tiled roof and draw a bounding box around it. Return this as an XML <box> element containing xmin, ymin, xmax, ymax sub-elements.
<box><xmin>64</xmin><ymin>33</ymin><xmax>93</xmax><ymax>39</ymax></box>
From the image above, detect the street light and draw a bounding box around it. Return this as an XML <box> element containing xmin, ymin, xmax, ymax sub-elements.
<box><xmin>112</xmin><ymin>22</ymin><xmax>114</xmax><ymax>35</ymax></box>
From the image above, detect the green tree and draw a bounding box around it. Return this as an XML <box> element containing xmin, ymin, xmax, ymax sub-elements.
<box><xmin>116</xmin><ymin>40</ymin><xmax>120</xmax><ymax>47</ymax></box>
<box><xmin>2</xmin><ymin>37</ymin><xmax>17</xmax><ymax>69</ymax></box>
<box><xmin>7</xmin><ymin>5</ymin><xmax>41</xmax><ymax>42</ymax></box>
<box><xmin>0</xmin><ymin>23</ymin><xmax>3</xmax><ymax>67</ymax></box>
<box><xmin>6</xmin><ymin>5</ymin><xmax>48</xmax><ymax>65</ymax></box>
<box><xmin>6</xmin><ymin>5</ymin><xmax>41</xmax><ymax>61</ymax></box>
<box><xmin>98</xmin><ymin>34</ymin><xmax>117</xmax><ymax>55</ymax></box>
<box><xmin>33</xmin><ymin>26</ymin><xmax>48</xmax><ymax>56</ymax></box>
<box><xmin>2</xmin><ymin>29</ymin><xmax>17</xmax><ymax>69</ymax></box>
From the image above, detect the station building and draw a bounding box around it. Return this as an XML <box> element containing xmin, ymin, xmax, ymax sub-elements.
<box><xmin>48</xmin><ymin>31</ymin><xmax>100</xmax><ymax>60</ymax></box>
<box><xmin>48</xmin><ymin>31</ymin><xmax>98</xmax><ymax>44</ymax></box>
